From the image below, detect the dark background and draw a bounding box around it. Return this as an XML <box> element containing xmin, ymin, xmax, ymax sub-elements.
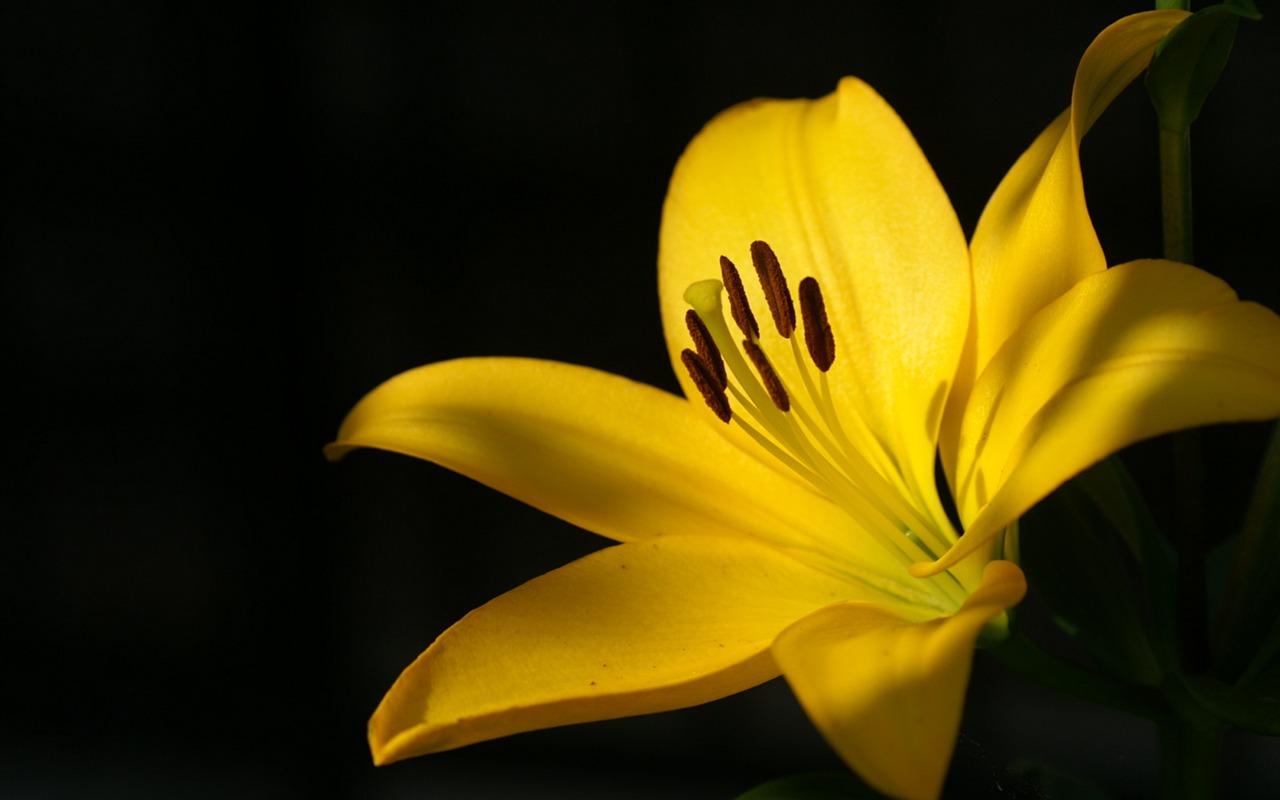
<box><xmin>4</xmin><ymin>2</ymin><xmax>1278</xmax><ymax>798</ymax></box>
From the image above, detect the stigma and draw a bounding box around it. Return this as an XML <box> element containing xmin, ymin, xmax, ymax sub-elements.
<box><xmin>680</xmin><ymin>241</ymin><xmax>957</xmax><ymax>584</ymax></box>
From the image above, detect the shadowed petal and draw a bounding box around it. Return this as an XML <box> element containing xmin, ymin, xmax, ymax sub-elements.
<box><xmin>328</xmin><ymin>357</ymin><xmax>908</xmax><ymax>581</ymax></box>
<box><xmin>369</xmin><ymin>534</ymin><xmax>888</xmax><ymax>764</ymax></box>
<box><xmin>773</xmin><ymin>562</ymin><xmax>1026</xmax><ymax>800</ymax></box>
<box><xmin>944</xmin><ymin>10</ymin><xmax>1189</xmax><ymax>473</ymax></box>
<box><xmin>923</xmin><ymin>261</ymin><xmax>1280</xmax><ymax>575</ymax></box>
<box><xmin>658</xmin><ymin>77</ymin><xmax>969</xmax><ymax>530</ymax></box>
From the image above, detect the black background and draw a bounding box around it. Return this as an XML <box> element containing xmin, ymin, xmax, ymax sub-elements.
<box><xmin>4</xmin><ymin>2</ymin><xmax>1279</xmax><ymax>798</ymax></box>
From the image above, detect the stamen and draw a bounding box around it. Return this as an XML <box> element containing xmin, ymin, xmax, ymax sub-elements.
<box><xmin>684</xmin><ymin>310</ymin><xmax>726</xmax><ymax>389</ymax></box>
<box><xmin>719</xmin><ymin>256</ymin><xmax>759</xmax><ymax>340</ymax></box>
<box><xmin>742</xmin><ymin>339</ymin><xmax>789</xmax><ymax>412</ymax></box>
<box><xmin>798</xmin><ymin>277</ymin><xmax>835</xmax><ymax>372</ymax></box>
<box><xmin>682</xmin><ymin>248</ymin><xmax>971</xmax><ymax>610</ymax></box>
<box><xmin>680</xmin><ymin>349</ymin><xmax>731</xmax><ymax>422</ymax></box>
<box><xmin>750</xmin><ymin>240</ymin><xmax>795</xmax><ymax>338</ymax></box>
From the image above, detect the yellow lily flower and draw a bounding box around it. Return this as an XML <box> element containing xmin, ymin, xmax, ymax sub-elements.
<box><xmin>328</xmin><ymin>11</ymin><xmax>1280</xmax><ymax>800</ymax></box>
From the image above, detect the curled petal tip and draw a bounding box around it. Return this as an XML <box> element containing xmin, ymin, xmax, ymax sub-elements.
<box><xmin>907</xmin><ymin>559</ymin><xmax>944</xmax><ymax>579</ymax></box>
<box><xmin>977</xmin><ymin>560</ymin><xmax>1027</xmax><ymax>607</ymax></box>
<box><xmin>368</xmin><ymin>725</ymin><xmax>420</xmax><ymax>767</ymax></box>
<box><xmin>322</xmin><ymin>441</ymin><xmax>354</xmax><ymax>462</ymax></box>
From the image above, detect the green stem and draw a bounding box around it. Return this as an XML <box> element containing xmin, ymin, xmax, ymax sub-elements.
<box><xmin>1160</xmin><ymin>122</ymin><xmax>1209</xmax><ymax>675</ymax></box>
<box><xmin>1174</xmin><ymin>428</ymin><xmax>1209</xmax><ymax>673</ymax></box>
<box><xmin>1159</xmin><ymin>127</ymin><xmax>1194</xmax><ymax>265</ymax></box>
<box><xmin>1158</xmin><ymin>718</ymin><xmax>1224</xmax><ymax>800</ymax></box>
<box><xmin>1151</xmin><ymin>47</ymin><xmax>1224</xmax><ymax>800</ymax></box>
<box><xmin>1152</xmin><ymin>11</ymin><xmax>1221</xmax><ymax>796</ymax></box>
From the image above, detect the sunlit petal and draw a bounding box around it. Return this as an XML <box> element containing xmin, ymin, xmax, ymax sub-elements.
<box><xmin>328</xmin><ymin>357</ymin><xmax>909</xmax><ymax>579</ymax></box>
<box><xmin>946</xmin><ymin>10</ymin><xmax>1189</xmax><ymax>465</ymax></box>
<box><xmin>773</xmin><ymin>562</ymin><xmax>1026</xmax><ymax>800</ymax></box>
<box><xmin>658</xmin><ymin>77</ymin><xmax>969</xmax><ymax>528</ymax></box>
<box><xmin>924</xmin><ymin>261</ymin><xmax>1280</xmax><ymax>575</ymax></box>
<box><xmin>370</xmin><ymin>534</ymin><xmax>888</xmax><ymax>764</ymax></box>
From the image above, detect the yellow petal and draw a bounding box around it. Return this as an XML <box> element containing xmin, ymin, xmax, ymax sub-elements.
<box><xmin>658</xmin><ymin>77</ymin><xmax>969</xmax><ymax>528</ymax></box>
<box><xmin>949</xmin><ymin>9</ymin><xmax>1189</xmax><ymax>456</ymax></box>
<box><xmin>327</xmin><ymin>357</ymin><xmax>906</xmax><ymax>582</ymax></box>
<box><xmin>369</xmin><ymin>534</ymin><xmax>880</xmax><ymax>764</ymax></box>
<box><xmin>773</xmin><ymin>561</ymin><xmax>1026</xmax><ymax>800</ymax></box>
<box><xmin>929</xmin><ymin>261</ymin><xmax>1280</xmax><ymax>575</ymax></box>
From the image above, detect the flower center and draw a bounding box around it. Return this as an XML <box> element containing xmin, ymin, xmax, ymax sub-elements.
<box><xmin>681</xmin><ymin>241</ymin><xmax>966</xmax><ymax>606</ymax></box>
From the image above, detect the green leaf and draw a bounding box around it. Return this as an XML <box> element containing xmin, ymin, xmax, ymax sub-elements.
<box><xmin>1020</xmin><ymin>459</ymin><xmax>1164</xmax><ymax>684</ymax></box>
<box><xmin>1181</xmin><ymin>674</ymin><xmax>1280</xmax><ymax>735</ymax></box>
<box><xmin>734</xmin><ymin>772</ymin><xmax>886</xmax><ymax>800</ymax></box>
<box><xmin>1213</xmin><ymin>422</ymin><xmax>1280</xmax><ymax>685</ymax></box>
<box><xmin>1080</xmin><ymin>457</ymin><xmax>1182</xmax><ymax>671</ymax></box>
<box><xmin>1145</xmin><ymin>1</ymin><xmax>1260</xmax><ymax>132</ymax></box>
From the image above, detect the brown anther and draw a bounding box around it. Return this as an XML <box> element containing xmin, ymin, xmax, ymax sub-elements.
<box><xmin>684</xmin><ymin>310</ymin><xmax>726</xmax><ymax>389</ymax></box>
<box><xmin>750</xmin><ymin>240</ymin><xmax>796</xmax><ymax>339</ymax></box>
<box><xmin>742</xmin><ymin>339</ymin><xmax>790</xmax><ymax>412</ymax></box>
<box><xmin>681</xmin><ymin>349</ymin><xmax>732</xmax><ymax>423</ymax></box>
<box><xmin>719</xmin><ymin>256</ymin><xmax>759</xmax><ymax>340</ymax></box>
<box><xmin>798</xmin><ymin>277</ymin><xmax>835</xmax><ymax>372</ymax></box>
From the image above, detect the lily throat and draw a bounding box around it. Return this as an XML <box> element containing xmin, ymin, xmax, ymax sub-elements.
<box><xmin>680</xmin><ymin>241</ymin><xmax>967</xmax><ymax>607</ymax></box>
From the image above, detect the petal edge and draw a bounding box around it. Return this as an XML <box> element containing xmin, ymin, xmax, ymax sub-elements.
<box><xmin>370</xmin><ymin>535</ymin><xmax>872</xmax><ymax>764</ymax></box>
